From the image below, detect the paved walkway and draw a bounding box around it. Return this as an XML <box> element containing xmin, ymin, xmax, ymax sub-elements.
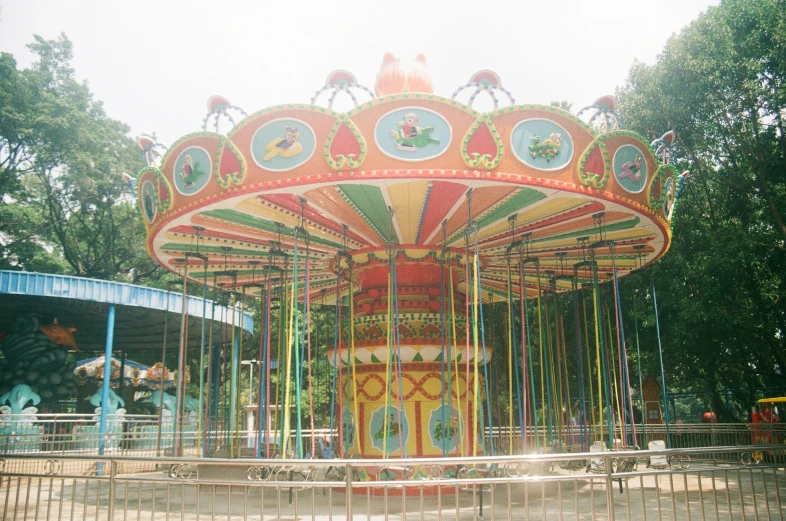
<box><xmin>2</xmin><ymin>462</ymin><xmax>783</xmax><ymax>520</ymax></box>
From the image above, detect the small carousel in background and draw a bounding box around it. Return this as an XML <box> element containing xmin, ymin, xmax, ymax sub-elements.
<box><xmin>74</xmin><ymin>357</ymin><xmax>179</xmax><ymax>413</ymax></box>
<box><xmin>0</xmin><ymin>270</ymin><xmax>252</xmax><ymax>454</ymax></box>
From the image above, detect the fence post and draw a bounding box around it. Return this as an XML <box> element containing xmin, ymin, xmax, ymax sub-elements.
<box><xmin>345</xmin><ymin>462</ymin><xmax>352</xmax><ymax>519</ymax></box>
<box><xmin>605</xmin><ymin>454</ymin><xmax>616</xmax><ymax>521</ymax></box>
<box><xmin>107</xmin><ymin>460</ymin><xmax>117</xmax><ymax>521</ymax></box>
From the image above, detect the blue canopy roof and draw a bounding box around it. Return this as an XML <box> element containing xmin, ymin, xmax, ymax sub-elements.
<box><xmin>0</xmin><ymin>270</ymin><xmax>254</xmax><ymax>353</ymax></box>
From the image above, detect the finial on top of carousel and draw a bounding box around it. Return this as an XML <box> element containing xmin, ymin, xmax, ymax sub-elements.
<box><xmin>651</xmin><ymin>130</ymin><xmax>676</xmax><ymax>164</ymax></box>
<box><xmin>451</xmin><ymin>70</ymin><xmax>514</xmax><ymax>110</ymax></box>
<box><xmin>310</xmin><ymin>70</ymin><xmax>375</xmax><ymax>109</ymax></box>
<box><xmin>373</xmin><ymin>53</ymin><xmax>434</xmax><ymax>97</ymax></box>
<box><xmin>137</xmin><ymin>133</ymin><xmax>167</xmax><ymax>167</ymax></box>
<box><xmin>202</xmin><ymin>95</ymin><xmax>247</xmax><ymax>134</ymax></box>
<box><xmin>577</xmin><ymin>95</ymin><xmax>622</xmax><ymax>133</ymax></box>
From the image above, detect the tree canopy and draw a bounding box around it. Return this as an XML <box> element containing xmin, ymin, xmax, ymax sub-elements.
<box><xmin>617</xmin><ymin>0</ymin><xmax>786</xmax><ymax>419</ymax></box>
<box><xmin>0</xmin><ymin>34</ymin><xmax>163</xmax><ymax>283</ymax></box>
<box><xmin>2</xmin><ymin>2</ymin><xmax>785</xmax><ymax>423</ymax></box>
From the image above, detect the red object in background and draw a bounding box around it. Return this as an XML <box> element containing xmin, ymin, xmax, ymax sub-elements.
<box><xmin>759</xmin><ymin>404</ymin><xmax>780</xmax><ymax>423</ymax></box>
<box><xmin>701</xmin><ymin>411</ymin><xmax>717</xmax><ymax>423</ymax></box>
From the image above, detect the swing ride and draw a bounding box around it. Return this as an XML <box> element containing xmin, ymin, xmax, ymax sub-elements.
<box><xmin>135</xmin><ymin>55</ymin><xmax>685</xmax><ymax>482</ymax></box>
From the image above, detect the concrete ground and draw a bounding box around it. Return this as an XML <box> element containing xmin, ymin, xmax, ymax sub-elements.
<box><xmin>1</xmin><ymin>461</ymin><xmax>783</xmax><ymax>520</ymax></box>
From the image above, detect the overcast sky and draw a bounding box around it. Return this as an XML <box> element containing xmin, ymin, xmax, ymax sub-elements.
<box><xmin>1</xmin><ymin>0</ymin><xmax>717</xmax><ymax>146</ymax></box>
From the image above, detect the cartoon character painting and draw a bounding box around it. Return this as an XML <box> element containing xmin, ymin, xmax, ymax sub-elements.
<box><xmin>141</xmin><ymin>181</ymin><xmax>156</xmax><ymax>222</ymax></box>
<box><xmin>529</xmin><ymin>130</ymin><xmax>562</xmax><ymax>161</ymax></box>
<box><xmin>178</xmin><ymin>154</ymin><xmax>207</xmax><ymax>188</ymax></box>
<box><xmin>432</xmin><ymin>416</ymin><xmax>458</xmax><ymax>442</ymax></box>
<box><xmin>263</xmin><ymin>127</ymin><xmax>303</xmax><ymax>161</ymax></box>
<box><xmin>390</xmin><ymin>113</ymin><xmax>439</xmax><ymax>151</ymax></box>
<box><xmin>373</xmin><ymin>412</ymin><xmax>403</xmax><ymax>440</ymax></box>
<box><xmin>619</xmin><ymin>155</ymin><xmax>643</xmax><ymax>182</ymax></box>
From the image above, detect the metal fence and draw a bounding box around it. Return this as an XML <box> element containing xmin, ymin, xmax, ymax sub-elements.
<box><xmin>3</xmin><ymin>415</ymin><xmax>784</xmax><ymax>459</ymax></box>
<box><xmin>0</xmin><ymin>414</ymin><xmax>205</xmax><ymax>458</ymax></box>
<box><xmin>1</xmin><ymin>446</ymin><xmax>783</xmax><ymax>520</ymax></box>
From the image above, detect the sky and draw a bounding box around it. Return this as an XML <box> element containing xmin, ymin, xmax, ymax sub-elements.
<box><xmin>0</xmin><ymin>0</ymin><xmax>718</xmax><ymax>146</ymax></box>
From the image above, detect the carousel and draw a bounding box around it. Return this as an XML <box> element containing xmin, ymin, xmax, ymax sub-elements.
<box><xmin>135</xmin><ymin>53</ymin><xmax>685</xmax><ymax>479</ymax></box>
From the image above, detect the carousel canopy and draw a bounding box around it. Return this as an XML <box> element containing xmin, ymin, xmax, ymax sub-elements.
<box><xmin>138</xmin><ymin>57</ymin><xmax>684</xmax><ymax>302</ymax></box>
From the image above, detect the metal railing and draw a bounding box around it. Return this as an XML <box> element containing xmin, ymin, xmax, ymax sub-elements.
<box><xmin>3</xmin><ymin>416</ymin><xmax>785</xmax><ymax>461</ymax></box>
<box><xmin>0</xmin><ymin>414</ymin><xmax>786</xmax><ymax>455</ymax></box>
<box><xmin>1</xmin><ymin>445</ymin><xmax>783</xmax><ymax>520</ymax></box>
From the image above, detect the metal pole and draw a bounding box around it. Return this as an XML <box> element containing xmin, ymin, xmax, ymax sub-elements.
<box><xmin>98</xmin><ymin>304</ymin><xmax>116</xmax><ymax>466</ymax></box>
<box><xmin>199</xmin><ymin>260</ymin><xmax>208</xmax><ymax>454</ymax></box>
<box><xmin>155</xmin><ymin>290</ymin><xmax>170</xmax><ymax>457</ymax></box>
<box><xmin>651</xmin><ymin>273</ymin><xmax>671</xmax><ymax>448</ymax></box>
<box><xmin>229</xmin><ymin>292</ymin><xmax>239</xmax><ymax>457</ymax></box>
<box><xmin>174</xmin><ymin>274</ymin><xmax>189</xmax><ymax>457</ymax></box>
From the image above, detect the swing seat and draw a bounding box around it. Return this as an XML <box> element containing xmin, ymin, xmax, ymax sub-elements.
<box><xmin>457</xmin><ymin>466</ymin><xmax>493</xmax><ymax>492</ymax></box>
<box><xmin>377</xmin><ymin>465</ymin><xmax>414</xmax><ymax>481</ymax></box>
<box><xmin>587</xmin><ymin>441</ymin><xmax>607</xmax><ymax>473</ymax></box>
<box><xmin>559</xmin><ymin>444</ymin><xmax>589</xmax><ymax>470</ymax></box>
<box><xmin>647</xmin><ymin>440</ymin><xmax>669</xmax><ymax>469</ymax></box>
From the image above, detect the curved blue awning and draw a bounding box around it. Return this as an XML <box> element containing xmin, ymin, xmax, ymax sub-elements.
<box><xmin>0</xmin><ymin>270</ymin><xmax>254</xmax><ymax>353</ymax></box>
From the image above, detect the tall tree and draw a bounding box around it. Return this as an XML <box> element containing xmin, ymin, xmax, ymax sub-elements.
<box><xmin>0</xmin><ymin>34</ymin><xmax>163</xmax><ymax>282</ymax></box>
<box><xmin>617</xmin><ymin>0</ymin><xmax>786</xmax><ymax>419</ymax></box>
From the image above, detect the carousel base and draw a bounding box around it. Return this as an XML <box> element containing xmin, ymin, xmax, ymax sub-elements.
<box><xmin>193</xmin><ymin>461</ymin><xmax>462</xmax><ymax>496</ymax></box>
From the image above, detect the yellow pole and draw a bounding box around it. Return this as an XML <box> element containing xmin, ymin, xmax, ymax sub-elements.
<box><xmin>592</xmin><ymin>286</ymin><xmax>603</xmax><ymax>442</ymax></box>
<box><xmin>281</xmin><ymin>280</ymin><xmax>296</xmax><ymax>457</ymax></box>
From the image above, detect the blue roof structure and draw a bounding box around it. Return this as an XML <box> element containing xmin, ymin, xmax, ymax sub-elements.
<box><xmin>0</xmin><ymin>270</ymin><xmax>254</xmax><ymax>353</ymax></box>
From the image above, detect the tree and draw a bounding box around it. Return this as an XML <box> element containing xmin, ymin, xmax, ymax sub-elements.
<box><xmin>617</xmin><ymin>0</ymin><xmax>786</xmax><ymax>419</ymax></box>
<box><xmin>0</xmin><ymin>34</ymin><xmax>164</xmax><ymax>283</ymax></box>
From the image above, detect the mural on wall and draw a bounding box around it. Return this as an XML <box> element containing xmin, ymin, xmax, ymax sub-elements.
<box><xmin>173</xmin><ymin>146</ymin><xmax>211</xmax><ymax>195</ymax></box>
<box><xmin>370</xmin><ymin>405</ymin><xmax>409</xmax><ymax>454</ymax></box>
<box><xmin>613</xmin><ymin>145</ymin><xmax>648</xmax><ymax>193</ymax></box>
<box><xmin>510</xmin><ymin>119</ymin><xmax>574</xmax><ymax>170</ymax></box>
<box><xmin>375</xmin><ymin>108</ymin><xmax>451</xmax><ymax>161</ymax></box>
<box><xmin>263</xmin><ymin>126</ymin><xmax>303</xmax><ymax>160</ymax></box>
<box><xmin>428</xmin><ymin>405</ymin><xmax>461</xmax><ymax>453</ymax></box>
<box><xmin>251</xmin><ymin>119</ymin><xmax>316</xmax><ymax>171</ymax></box>
<box><xmin>0</xmin><ymin>316</ymin><xmax>78</xmax><ymax>406</ymax></box>
<box><xmin>390</xmin><ymin>112</ymin><xmax>440</xmax><ymax>151</ymax></box>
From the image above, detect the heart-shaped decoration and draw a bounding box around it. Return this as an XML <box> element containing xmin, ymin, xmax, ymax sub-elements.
<box><xmin>215</xmin><ymin>138</ymin><xmax>246</xmax><ymax>188</ymax></box>
<box><xmin>325</xmin><ymin>117</ymin><xmax>365</xmax><ymax>169</ymax></box>
<box><xmin>462</xmin><ymin>116</ymin><xmax>502</xmax><ymax>169</ymax></box>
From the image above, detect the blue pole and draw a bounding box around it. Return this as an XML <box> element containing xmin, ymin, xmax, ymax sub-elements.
<box><xmin>98</xmin><ymin>304</ymin><xmax>116</xmax><ymax>471</ymax></box>
<box><xmin>651</xmin><ymin>273</ymin><xmax>671</xmax><ymax>448</ymax></box>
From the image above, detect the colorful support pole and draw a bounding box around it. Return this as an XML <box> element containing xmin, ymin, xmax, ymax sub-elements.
<box><xmin>632</xmin><ymin>292</ymin><xmax>646</xmax><ymax>447</ymax></box>
<box><xmin>572</xmin><ymin>275</ymin><xmax>588</xmax><ymax>451</ymax></box>
<box><xmin>198</xmin><ymin>259</ymin><xmax>208</xmax><ymax>457</ymax></box>
<box><xmin>228</xmin><ymin>292</ymin><xmax>239</xmax><ymax>456</ymax></box>
<box><xmin>156</xmin><ymin>291</ymin><xmax>170</xmax><ymax>457</ymax></box>
<box><xmin>651</xmin><ymin>272</ymin><xmax>672</xmax><ymax>448</ymax></box>
<box><xmin>97</xmin><ymin>304</ymin><xmax>116</xmax><ymax>464</ymax></box>
<box><xmin>329</xmin><ymin>275</ymin><xmax>341</xmax><ymax>455</ymax></box>
<box><xmin>174</xmin><ymin>267</ymin><xmax>189</xmax><ymax>457</ymax></box>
